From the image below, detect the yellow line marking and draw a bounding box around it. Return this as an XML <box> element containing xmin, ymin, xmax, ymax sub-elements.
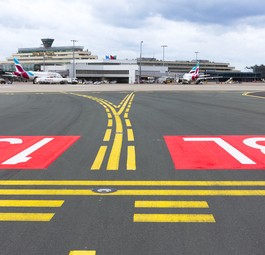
<box><xmin>125</xmin><ymin>119</ymin><xmax>132</xmax><ymax>127</ymax></box>
<box><xmin>0</xmin><ymin>200</ymin><xmax>64</xmax><ymax>207</ymax></box>
<box><xmin>107</xmin><ymin>119</ymin><xmax>113</xmax><ymax>127</ymax></box>
<box><xmin>107</xmin><ymin>134</ymin><xmax>123</xmax><ymax>170</ymax></box>
<box><xmin>91</xmin><ymin>146</ymin><xmax>107</xmax><ymax>170</ymax></box>
<box><xmin>69</xmin><ymin>251</ymin><xmax>96</xmax><ymax>255</ymax></box>
<box><xmin>2</xmin><ymin>180</ymin><xmax>265</xmax><ymax>186</ymax></box>
<box><xmin>117</xmin><ymin>92</ymin><xmax>134</xmax><ymax>115</ymax></box>
<box><xmin>134</xmin><ymin>214</ymin><xmax>215</xmax><ymax>223</ymax></box>
<box><xmin>0</xmin><ymin>189</ymin><xmax>265</xmax><ymax>196</ymax></box>
<box><xmin>242</xmin><ymin>92</ymin><xmax>265</xmax><ymax>99</ymax></box>
<box><xmin>0</xmin><ymin>213</ymin><xmax>55</xmax><ymax>222</ymax></box>
<box><xmin>103</xmin><ymin>129</ymin><xmax>112</xmax><ymax>141</ymax></box>
<box><xmin>124</xmin><ymin>113</ymin><xmax>129</xmax><ymax>118</ymax></box>
<box><xmin>127</xmin><ymin>146</ymin><xmax>136</xmax><ymax>170</ymax></box>
<box><xmin>135</xmin><ymin>201</ymin><xmax>209</xmax><ymax>208</ymax></box>
<box><xmin>69</xmin><ymin>92</ymin><xmax>136</xmax><ymax>171</ymax></box>
<box><xmin>127</xmin><ymin>129</ymin><xmax>134</xmax><ymax>141</ymax></box>
<box><xmin>114</xmin><ymin>115</ymin><xmax>123</xmax><ymax>133</ymax></box>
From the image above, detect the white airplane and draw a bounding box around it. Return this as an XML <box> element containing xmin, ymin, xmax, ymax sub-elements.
<box><xmin>5</xmin><ymin>58</ymin><xmax>63</xmax><ymax>83</ymax></box>
<box><xmin>179</xmin><ymin>62</ymin><xmax>221</xmax><ymax>84</ymax></box>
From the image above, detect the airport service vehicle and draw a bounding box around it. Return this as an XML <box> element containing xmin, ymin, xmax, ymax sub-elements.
<box><xmin>0</xmin><ymin>78</ymin><xmax>6</xmax><ymax>84</ymax></box>
<box><xmin>0</xmin><ymin>78</ymin><xmax>13</xmax><ymax>84</ymax></box>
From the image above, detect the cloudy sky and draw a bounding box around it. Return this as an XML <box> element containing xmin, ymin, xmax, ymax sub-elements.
<box><xmin>0</xmin><ymin>0</ymin><xmax>265</xmax><ymax>70</ymax></box>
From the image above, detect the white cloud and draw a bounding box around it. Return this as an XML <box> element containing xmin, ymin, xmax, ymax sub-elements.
<box><xmin>0</xmin><ymin>0</ymin><xmax>265</xmax><ymax>70</ymax></box>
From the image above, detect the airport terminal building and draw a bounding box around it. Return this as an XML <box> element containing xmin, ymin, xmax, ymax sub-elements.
<box><xmin>0</xmin><ymin>38</ymin><xmax>259</xmax><ymax>83</ymax></box>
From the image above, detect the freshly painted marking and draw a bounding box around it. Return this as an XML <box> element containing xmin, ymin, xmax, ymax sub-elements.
<box><xmin>134</xmin><ymin>214</ymin><xmax>215</xmax><ymax>223</ymax></box>
<box><xmin>125</xmin><ymin>119</ymin><xmax>132</xmax><ymax>127</ymax></box>
<box><xmin>0</xmin><ymin>200</ymin><xmax>64</xmax><ymax>207</ymax></box>
<box><xmin>243</xmin><ymin>138</ymin><xmax>265</xmax><ymax>154</ymax></box>
<box><xmin>135</xmin><ymin>201</ymin><xmax>209</xmax><ymax>208</ymax></box>
<box><xmin>0</xmin><ymin>213</ymin><xmax>55</xmax><ymax>221</ymax></box>
<box><xmin>183</xmin><ymin>137</ymin><xmax>255</xmax><ymax>165</ymax></box>
<box><xmin>107</xmin><ymin>119</ymin><xmax>113</xmax><ymax>127</ymax></box>
<box><xmin>2</xmin><ymin>180</ymin><xmax>265</xmax><ymax>186</ymax></box>
<box><xmin>0</xmin><ymin>138</ymin><xmax>22</xmax><ymax>144</ymax></box>
<box><xmin>91</xmin><ymin>146</ymin><xmax>107</xmax><ymax>170</ymax></box>
<box><xmin>1</xmin><ymin>189</ymin><xmax>265</xmax><ymax>196</ymax></box>
<box><xmin>103</xmin><ymin>129</ymin><xmax>112</xmax><ymax>142</ymax></box>
<box><xmin>127</xmin><ymin>146</ymin><xmax>136</xmax><ymax>170</ymax></box>
<box><xmin>114</xmin><ymin>115</ymin><xmax>123</xmax><ymax>133</ymax></box>
<box><xmin>2</xmin><ymin>138</ymin><xmax>54</xmax><ymax>165</ymax></box>
<box><xmin>117</xmin><ymin>92</ymin><xmax>134</xmax><ymax>115</ymax></box>
<box><xmin>0</xmin><ymin>136</ymin><xmax>80</xmax><ymax>169</ymax></box>
<box><xmin>124</xmin><ymin>113</ymin><xmax>129</xmax><ymax>118</ymax></box>
<box><xmin>70</xmin><ymin>92</ymin><xmax>135</xmax><ymax>171</ymax></box>
<box><xmin>164</xmin><ymin>135</ymin><xmax>265</xmax><ymax>170</ymax></box>
<box><xmin>107</xmin><ymin>134</ymin><xmax>123</xmax><ymax>170</ymax></box>
<box><xmin>69</xmin><ymin>251</ymin><xmax>96</xmax><ymax>255</ymax></box>
<box><xmin>127</xmin><ymin>129</ymin><xmax>134</xmax><ymax>141</ymax></box>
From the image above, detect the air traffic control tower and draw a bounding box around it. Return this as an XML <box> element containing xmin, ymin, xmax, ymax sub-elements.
<box><xmin>41</xmin><ymin>38</ymin><xmax>54</xmax><ymax>49</ymax></box>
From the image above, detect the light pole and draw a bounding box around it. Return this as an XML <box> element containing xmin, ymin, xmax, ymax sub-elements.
<box><xmin>40</xmin><ymin>44</ymin><xmax>45</xmax><ymax>72</ymax></box>
<box><xmin>71</xmin><ymin>39</ymin><xmax>78</xmax><ymax>80</ymax></box>
<box><xmin>139</xmin><ymin>41</ymin><xmax>143</xmax><ymax>83</ymax></box>
<box><xmin>43</xmin><ymin>52</ymin><xmax>45</xmax><ymax>72</ymax></box>
<box><xmin>195</xmin><ymin>51</ymin><xmax>199</xmax><ymax>62</ymax></box>
<box><xmin>161</xmin><ymin>45</ymin><xmax>168</xmax><ymax>66</ymax></box>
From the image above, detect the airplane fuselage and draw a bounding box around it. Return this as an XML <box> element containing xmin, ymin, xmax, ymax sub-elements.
<box><xmin>182</xmin><ymin>73</ymin><xmax>199</xmax><ymax>84</ymax></box>
<box><xmin>13</xmin><ymin>71</ymin><xmax>62</xmax><ymax>80</ymax></box>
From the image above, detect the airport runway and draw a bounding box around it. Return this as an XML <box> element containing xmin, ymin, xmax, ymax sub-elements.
<box><xmin>0</xmin><ymin>85</ymin><xmax>265</xmax><ymax>254</ymax></box>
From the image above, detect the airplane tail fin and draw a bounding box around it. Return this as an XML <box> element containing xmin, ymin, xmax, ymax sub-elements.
<box><xmin>189</xmin><ymin>62</ymin><xmax>200</xmax><ymax>74</ymax></box>
<box><xmin>14</xmin><ymin>58</ymin><xmax>25</xmax><ymax>73</ymax></box>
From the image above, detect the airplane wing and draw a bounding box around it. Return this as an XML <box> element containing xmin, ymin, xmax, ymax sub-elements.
<box><xmin>2</xmin><ymin>72</ymin><xmax>17</xmax><ymax>78</ymax></box>
<box><xmin>195</xmin><ymin>76</ymin><xmax>222</xmax><ymax>84</ymax></box>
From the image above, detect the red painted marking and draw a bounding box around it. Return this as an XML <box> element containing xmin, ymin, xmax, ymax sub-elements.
<box><xmin>0</xmin><ymin>136</ymin><xmax>80</xmax><ymax>169</ymax></box>
<box><xmin>164</xmin><ymin>135</ymin><xmax>265</xmax><ymax>170</ymax></box>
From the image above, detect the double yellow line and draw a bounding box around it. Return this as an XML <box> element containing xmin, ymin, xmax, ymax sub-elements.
<box><xmin>2</xmin><ymin>180</ymin><xmax>265</xmax><ymax>186</ymax></box>
<box><xmin>69</xmin><ymin>92</ymin><xmax>136</xmax><ymax>171</ymax></box>
<box><xmin>2</xmin><ymin>180</ymin><xmax>265</xmax><ymax>197</ymax></box>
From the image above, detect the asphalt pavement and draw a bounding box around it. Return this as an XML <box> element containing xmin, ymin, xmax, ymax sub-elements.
<box><xmin>0</xmin><ymin>86</ymin><xmax>265</xmax><ymax>254</ymax></box>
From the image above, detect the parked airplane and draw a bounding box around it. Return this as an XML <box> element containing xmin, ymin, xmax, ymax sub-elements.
<box><xmin>179</xmin><ymin>62</ymin><xmax>221</xmax><ymax>84</ymax></box>
<box><xmin>5</xmin><ymin>58</ymin><xmax>63</xmax><ymax>83</ymax></box>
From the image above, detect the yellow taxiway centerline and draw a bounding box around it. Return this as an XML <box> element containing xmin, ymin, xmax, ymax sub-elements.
<box><xmin>0</xmin><ymin>189</ymin><xmax>265</xmax><ymax>196</ymax></box>
<box><xmin>107</xmin><ymin>133</ymin><xmax>123</xmax><ymax>170</ymax></box>
<box><xmin>1</xmin><ymin>180</ymin><xmax>265</xmax><ymax>186</ymax></box>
